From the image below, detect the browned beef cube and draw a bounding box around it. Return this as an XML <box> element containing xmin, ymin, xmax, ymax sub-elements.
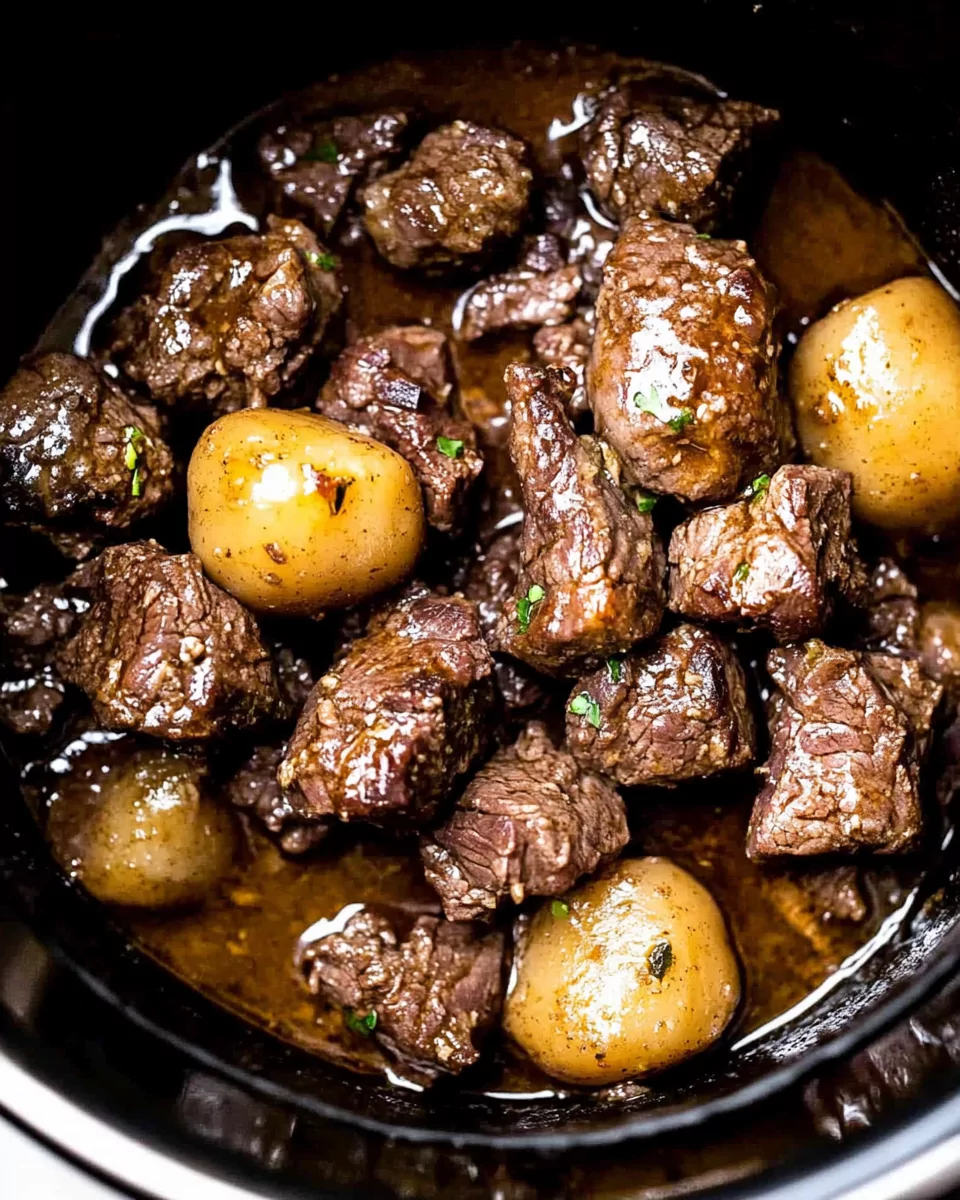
<box><xmin>589</xmin><ymin>216</ymin><xmax>784</xmax><ymax>503</ymax></box>
<box><xmin>258</xmin><ymin>109</ymin><xmax>409</xmax><ymax>234</ymax></box>
<box><xmin>457</xmin><ymin>235</ymin><xmax>582</xmax><ymax>342</ymax></box>
<box><xmin>363</xmin><ymin>121</ymin><xmax>532</xmax><ymax>270</ymax></box>
<box><xmin>762</xmin><ymin>867</ymin><xmax>868</xmax><ymax>956</ymax></box>
<box><xmin>110</xmin><ymin>217</ymin><xmax>342</xmax><ymax>412</ymax></box>
<box><xmin>224</xmin><ymin>743</ymin><xmax>327</xmax><ymax>855</ymax></box>
<box><xmin>0</xmin><ymin>354</ymin><xmax>173</xmax><ymax>533</ymax></box>
<box><xmin>533</xmin><ymin>314</ymin><xmax>593</xmax><ymax>418</ymax></box>
<box><xmin>747</xmin><ymin>642</ymin><xmax>943</xmax><ymax>859</ymax></box>
<box><xmin>316</xmin><ymin>326</ymin><xmax>482</xmax><ymax>534</ymax></box>
<box><xmin>565</xmin><ymin>623</ymin><xmax>755</xmax><ymax>786</ymax></box>
<box><xmin>299</xmin><ymin>906</ymin><xmax>504</xmax><ymax>1079</ymax></box>
<box><xmin>494</xmin><ymin>364</ymin><xmax>664</xmax><ymax>675</ymax></box>
<box><xmin>56</xmin><ymin>541</ymin><xmax>279</xmax><ymax>740</ymax></box>
<box><xmin>668</xmin><ymin>465</ymin><xmax>863</xmax><ymax>642</ymax></box>
<box><xmin>920</xmin><ymin>601</ymin><xmax>960</xmax><ymax>708</ymax></box>
<box><xmin>858</xmin><ymin>558</ymin><xmax>921</xmax><ymax>657</ymax></box>
<box><xmin>581</xmin><ymin>72</ymin><xmax>779</xmax><ymax>229</ymax></box>
<box><xmin>421</xmin><ymin>721</ymin><xmax>628</xmax><ymax>921</ymax></box>
<box><xmin>279</xmin><ymin>589</ymin><xmax>495</xmax><ymax>826</ymax></box>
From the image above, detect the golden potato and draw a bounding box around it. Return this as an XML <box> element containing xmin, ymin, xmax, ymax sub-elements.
<box><xmin>46</xmin><ymin>741</ymin><xmax>236</xmax><ymax>909</ymax></box>
<box><xmin>188</xmin><ymin>408</ymin><xmax>425</xmax><ymax>615</ymax></box>
<box><xmin>790</xmin><ymin>276</ymin><xmax>960</xmax><ymax>533</ymax></box>
<box><xmin>503</xmin><ymin>857</ymin><xmax>740</xmax><ymax>1086</ymax></box>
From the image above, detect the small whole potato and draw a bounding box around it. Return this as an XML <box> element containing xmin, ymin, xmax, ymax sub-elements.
<box><xmin>46</xmin><ymin>740</ymin><xmax>236</xmax><ymax>908</ymax></box>
<box><xmin>790</xmin><ymin>276</ymin><xmax>960</xmax><ymax>533</ymax></box>
<box><xmin>503</xmin><ymin>857</ymin><xmax>740</xmax><ymax>1086</ymax></box>
<box><xmin>188</xmin><ymin>408</ymin><xmax>425</xmax><ymax>615</ymax></box>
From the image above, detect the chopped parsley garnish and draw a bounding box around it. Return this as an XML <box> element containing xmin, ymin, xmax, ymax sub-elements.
<box><xmin>516</xmin><ymin>584</ymin><xmax>545</xmax><ymax>634</ymax></box>
<box><xmin>607</xmin><ymin>657</ymin><xmax>623</xmax><ymax>683</ymax></box>
<box><xmin>550</xmin><ymin>899</ymin><xmax>570</xmax><ymax>920</ymax></box>
<box><xmin>303</xmin><ymin>138</ymin><xmax>339</xmax><ymax>163</ymax></box>
<box><xmin>436</xmin><ymin>435</ymin><xmax>465</xmax><ymax>459</ymax></box>
<box><xmin>569</xmin><ymin>691</ymin><xmax>602</xmax><ymax>729</ymax></box>
<box><xmin>696</xmin><ymin>232</ymin><xmax>712</xmax><ymax>240</ymax></box>
<box><xmin>743</xmin><ymin>473</ymin><xmax>771</xmax><ymax>502</ymax></box>
<box><xmin>635</xmin><ymin>492</ymin><xmax>658</xmax><ymax>514</ymax></box>
<box><xmin>633</xmin><ymin>384</ymin><xmax>693</xmax><ymax>434</ymax></box>
<box><xmin>123</xmin><ymin>425</ymin><xmax>146</xmax><ymax>498</ymax></box>
<box><xmin>648</xmin><ymin>939</ymin><xmax>673</xmax><ymax>980</ymax></box>
<box><xmin>733</xmin><ymin>561</ymin><xmax>750</xmax><ymax>583</ymax></box>
<box><xmin>306</xmin><ymin>249</ymin><xmax>337</xmax><ymax>271</ymax></box>
<box><xmin>344</xmin><ymin>1007</ymin><xmax>377</xmax><ymax>1036</ymax></box>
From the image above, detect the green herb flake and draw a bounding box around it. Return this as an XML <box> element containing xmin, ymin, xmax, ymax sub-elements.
<box><xmin>306</xmin><ymin>250</ymin><xmax>337</xmax><ymax>271</ymax></box>
<box><xmin>635</xmin><ymin>492</ymin><xmax>658</xmax><ymax>514</ymax></box>
<box><xmin>733</xmin><ymin>561</ymin><xmax>750</xmax><ymax>583</ymax></box>
<box><xmin>569</xmin><ymin>691</ymin><xmax>602</xmax><ymax>729</ymax></box>
<box><xmin>696</xmin><ymin>232</ymin><xmax>712</xmax><ymax>240</ymax></box>
<box><xmin>303</xmin><ymin>138</ymin><xmax>338</xmax><ymax>163</ymax></box>
<box><xmin>516</xmin><ymin>584</ymin><xmax>545</xmax><ymax>635</ymax></box>
<box><xmin>743</xmin><ymin>473</ymin><xmax>771</xmax><ymax>502</ymax></box>
<box><xmin>344</xmin><ymin>1007</ymin><xmax>378</xmax><ymax>1036</ymax></box>
<box><xmin>633</xmin><ymin>384</ymin><xmax>693</xmax><ymax>434</ymax></box>
<box><xmin>550</xmin><ymin>899</ymin><xmax>570</xmax><ymax>920</ymax></box>
<box><xmin>131</xmin><ymin>466</ymin><xmax>143</xmax><ymax>498</ymax></box>
<box><xmin>123</xmin><ymin>426</ymin><xmax>146</xmax><ymax>496</ymax></box>
<box><xmin>648</xmin><ymin>939</ymin><xmax>673</xmax><ymax>981</ymax></box>
<box><xmin>436</xmin><ymin>435</ymin><xmax>465</xmax><ymax>459</ymax></box>
<box><xmin>607</xmin><ymin>657</ymin><xmax>623</xmax><ymax>683</ymax></box>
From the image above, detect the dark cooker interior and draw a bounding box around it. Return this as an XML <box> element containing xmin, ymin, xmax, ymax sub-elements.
<box><xmin>5</xmin><ymin>3</ymin><xmax>960</xmax><ymax>1174</ymax></box>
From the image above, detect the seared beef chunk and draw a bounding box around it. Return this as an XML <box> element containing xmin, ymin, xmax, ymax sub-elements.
<box><xmin>457</xmin><ymin>235</ymin><xmax>582</xmax><ymax>341</ymax></box>
<box><xmin>920</xmin><ymin>602</ymin><xmax>960</xmax><ymax>706</ymax></box>
<box><xmin>317</xmin><ymin>326</ymin><xmax>482</xmax><ymax>533</ymax></box>
<box><xmin>494</xmin><ymin>364</ymin><xmax>664</xmax><ymax>675</ymax></box>
<box><xmin>747</xmin><ymin>642</ymin><xmax>942</xmax><ymax>859</ymax></box>
<box><xmin>258</xmin><ymin>110</ymin><xmax>409</xmax><ymax>234</ymax></box>
<box><xmin>224</xmin><ymin>743</ymin><xmax>328</xmax><ymax>855</ymax></box>
<box><xmin>532</xmin><ymin>314</ymin><xmax>593</xmax><ymax>418</ymax></box>
<box><xmin>110</xmin><ymin>217</ymin><xmax>342</xmax><ymax>411</ymax></box>
<box><xmin>589</xmin><ymin>216</ymin><xmax>783</xmax><ymax>503</ymax></box>
<box><xmin>867</xmin><ymin>654</ymin><xmax>942</xmax><ymax>760</ymax></box>
<box><xmin>668</xmin><ymin>466</ymin><xmax>863</xmax><ymax>642</ymax></box>
<box><xmin>279</xmin><ymin>589</ymin><xmax>495</xmax><ymax>826</ymax></box>
<box><xmin>363</xmin><ymin>121</ymin><xmax>532</xmax><ymax>270</ymax></box>
<box><xmin>57</xmin><ymin>541</ymin><xmax>279</xmax><ymax>740</ymax></box>
<box><xmin>299</xmin><ymin>906</ymin><xmax>504</xmax><ymax>1078</ymax></box>
<box><xmin>421</xmin><ymin>721</ymin><xmax>627</xmax><ymax>921</ymax></box>
<box><xmin>580</xmin><ymin>73</ymin><xmax>779</xmax><ymax>229</ymax></box>
<box><xmin>859</xmin><ymin>558</ymin><xmax>920</xmax><ymax>657</ymax></box>
<box><xmin>566</xmin><ymin>623</ymin><xmax>755</xmax><ymax>786</ymax></box>
<box><xmin>0</xmin><ymin>354</ymin><xmax>173</xmax><ymax>532</ymax></box>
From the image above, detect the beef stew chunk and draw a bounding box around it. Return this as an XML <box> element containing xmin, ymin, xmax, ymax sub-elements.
<box><xmin>299</xmin><ymin>906</ymin><xmax>504</xmax><ymax>1078</ymax></box>
<box><xmin>421</xmin><ymin>721</ymin><xmax>628</xmax><ymax>922</ymax></box>
<box><xmin>494</xmin><ymin>364</ymin><xmax>665</xmax><ymax>675</ymax></box>
<box><xmin>316</xmin><ymin>325</ymin><xmax>483</xmax><ymax>533</ymax></box>
<box><xmin>279</xmin><ymin>589</ymin><xmax>495</xmax><ymax>826</ymax></box>
<box><xmin>57</xmin><ymin>540</ymin><xmax>279</xmax><ymax>740</ymax></box>
<box><xmin>363</xmin><ymin>121</ymin><xmax>532</xmax><ymax>269</ymax></box>
<box><xmin>532</xmin><ymin>315</ymin><xmax>593</xmax><ymax>418</ymax></box>
<box><xmin>457</xmin><ymin>235</ymin><xmax>582</xmax><ymax>342</ymax></box>
<box><xmin>224</xmin><ymin>743</ymin><xmax>328</xmax><ymax>855</ymax></box>
<box><xmin>919</xmin><ymin>602</ymin><xmax>960</xmax><ymax>704</ymax></box>
<box><xmin>110</xmin><ymin>217</ymin><xmax>342</xmax><ymax>411</ymax></box>
<box><xmin>859</xmin><ymin>558</ymin><xmax>921</xmax><ymax>657</ymax></box>
<box><xmin>748</xmin><ymin>642</ymin><xmax>942</xmax><ymax>859</ymax></box>
<box><xmin>566</xmin><ymin>623</ymin><xmax>755</xmax><ymax>786</ymax></box>
<box><xmin>668</xmin><ymin>465</ymin><xmax>864</xmax><ymax>642</ymax></box>
<box><xmin>589</xmin><ymin>216</ymin><xmax>783</xmax><ymax>503</ymax></box>
<box><xmin>0</xmin><ymin>353</ymin><xmax>173</xmax><ymax>533</ymax></box>
<box><xmin>258</xmin><ymin>109</ymin><xmax>409</xmax><ymax>234</ymax></box>
<box><xmin>581</xmin><ymin>74</ymin><xmax>779</xmax><ymax>229</ymax></box>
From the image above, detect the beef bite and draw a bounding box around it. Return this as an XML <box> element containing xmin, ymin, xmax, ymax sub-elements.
<box><xmin>858</xmin><ymin>558</ymin><xmax>921</xmax><ymax>658</ymax></box>
<box><xmin>224</xmin><ymin>743</ymin><xmax>328</xmax><ymax>855</ymax></box>
<box><xmin>0</xmin><ymin>353</ymin><xmax>173</xmax><ymax>535</ymax></box>
<box><xmin>279</xmin><ymin>588</ymin><xmax>495</xmax><ymax>827</ymax></box>
<box><xmin>258</xmin><ymin>109</ymin><xmax>409</xmax><ymax>234</ymax></box>
<box><xmin>748</xmin><ymin>642</ymin><xmax>942</xmax><ymax>859</ymax></box>
<box><xmin>56</xmin><ymin>540</ymin><xmax>280</xmax><ymax>740</ymax></box>
<box><xmin>110</xmin><ymin>217</ymin><xmax>342</xmax><ymax>412</ymax></box>
<box><xmin>566</xmin><ymin>623</ymin><xmax>755</xmax><ymax>787</ymax></box>
<box><xmin>668</xmin><ymin>465</ymin><xmax>864</xmax><ymax>643</ymax></box>
<box><xmin>299</xmin><ymin>906</ymin><xmax>504</xmax><ymax>1080</ymax></box>
<box><xmin>363</xmin><ymin>120</ymin><xmax>532</xmax><ymax>270</ymax></box>
<box><xmin>316</xmin><ymin>325</ymin><xmax>482</xmax><ymax>534</ymax></box>
<box><xmin>589</xmin><ymin>216</ymin><xmax>783</xmax><ymax>503</ymax></box>
<box><xmin>580</xmin><ymin>70</ymin><xmax>779</xmax><ymax>229</ymax></box>
<box><xmin>421</xmin><ymin>721</ymin><xmax>628</xmax><ymax>922</ymax></box>
<box><xmin>494</xmin><ymin>364</ymin><xmax>665</xmax><ymax>675</ymax></box>
<box><xmin>457</xmin><ymin>235</ymin><xmax>582</xmax><ymax>342</ymax></box>
<box><xmin>532</xmin><ymin>315</ymin><xmax>593</xmax><ymax>418</ymax></box>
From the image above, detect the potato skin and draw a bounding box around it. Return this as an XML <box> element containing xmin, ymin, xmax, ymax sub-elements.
<box><xmin>790</xmin><ymin>277</ymin><xmax>960</xmax><ymax>533</ymax></box>
<box><xmin>46</xmin><ymin>742</ymin><xmax>236</xmax><ymax>909</ymax></box>
<box><xmin>188</xmin><ymin>408</ymin><xmax>425</xmax><ymax>615</ymax></box>
<box><xmin>503</xmin><ymin>857</ymin><xmax>740</xmax><ymax>1086</ymax></box>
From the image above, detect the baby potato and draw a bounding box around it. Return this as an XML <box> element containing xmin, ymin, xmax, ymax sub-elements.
<box><xmin>188</xmin><ymin>408</ymin><xmax>425</xmax><ymax>615</ymax></box>
<box><xmin>46</xmin><ymin>741</ymin><xmax>236</xmax><ymax>909</ymax></box>
<box><xmin>503</xmin><ymin>857</ymin><xmax>740</xmax><ymax>1086</ymax></box>
<box><xmin>790</xmin><ymin>276</ymin><xmax>960</xmax><ymax>533</ymax></box>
